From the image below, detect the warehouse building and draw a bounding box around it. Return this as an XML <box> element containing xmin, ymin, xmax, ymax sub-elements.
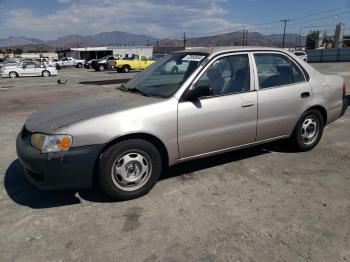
<box><xmin>62</xmin><ymin>46</ymin><xmax>153</xmax><ymax>60</ymax></box>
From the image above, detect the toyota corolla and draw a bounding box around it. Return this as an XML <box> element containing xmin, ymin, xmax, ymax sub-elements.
<box><xmin>16</xmin><ymin>47</ymin><xmax>348</xmax><ymax>200</ymax></box>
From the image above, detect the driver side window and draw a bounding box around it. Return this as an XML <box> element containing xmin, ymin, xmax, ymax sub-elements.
<box><xmin>197</xmin><ymin>54</ymin><xmax>250</xmax><ymax>96</ymax></box>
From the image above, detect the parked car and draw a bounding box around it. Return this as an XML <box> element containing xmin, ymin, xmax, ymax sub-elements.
<box><xmin>1</xmin><ymin>62</ymin><xmax>57</xmax><ymax>78</ymax></box>
<box><xmin>84</xmin><ymin>59</ymin><xmax>97</xmax><ymax>69</ymax></box>
<box><xmin>16</xmin><ymin>47</ymin><xmax>348</xmax><ymax>200</ymax></box>
<box><xmin>115</xmin><ymin>55</ymin><xmax>155</xmax><ymax>73</ymax></box>
<box><xmin>91</xmin><ymin>55</ymin><xmax>117</xmax><ymax>71</ymax></box>
<box><xmin>35</xmin><ymin>58</ymin><xmax>55</xmax><ymax>66</ymax></box>
<box><xmin>293</xmin><ymin>51</ymin><xmax>308</xmax><ymax>62</ymax></box>
<box><xmin>162</xmin><ymin>60</ymin><xmax>189</xmax><ymax>74</ymax></box>
<box><xmin>1</xmin><ymin>60</ymin><xmax>20</xmax><ymax>68</ymax></box>
<box><xmin>55</xmin><ymin>57</ymin><xmax>85</xmax><ymax>69</ymax></box>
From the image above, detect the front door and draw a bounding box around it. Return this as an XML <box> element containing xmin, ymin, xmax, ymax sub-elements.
<box><xmin>178</xmin><ymin>53</ymin><xmax>257</xmax><ymax>158</ymax></box>
<box><xmin>253</xmin><ymin>52</ymin><xmax>312</xmax><ymax>141</ymax></box>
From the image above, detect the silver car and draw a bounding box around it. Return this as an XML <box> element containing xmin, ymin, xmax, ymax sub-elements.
<box><xmin>16</xmin><ymin>47</ymin><xmax>348</xmax><ymax>200</ymax></box>
<box><xmin>1</xmin><ymin>62</ymin><xmax>58</xmax><ymax>78</ymax></box>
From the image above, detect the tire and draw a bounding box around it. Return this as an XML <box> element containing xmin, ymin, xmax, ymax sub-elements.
<box><xmin>9</xmin><ymin>71</ymin><xmax>18</xmax><ymax>78</ymax></box>
<box><xmin>56</xmin><ymin>64</ymin><xmax>61</xmax><ymax>70</ymax></box>
<box><xmin>122</xmin><ymin>65</ymin><xmax>130</xmax><ymax>73</ymax></box>
<box><xmin>76</xmin><ymin>63</ymin><xmax>82</xmax><ymax>68</ymax></box>
<box><xmin>99</xmin><ymin>139</ymin><xmax>162</xmax><ymax>201</ymax></box>
<box><xmin>171</xmin><ymin>66</ymin><xmax>179</xmax><ymax>74</ymax></box>
<box><xmin>289</xmin><ymin>109</ymin><xmax>324</xmax><ymax>151</ymax></box>
<box><xmin>42</xmin><ymin>70</ymin><xmax>50</xmax><ymax>77</ymax></box>
<box><xmin>98</xmin><ymin>65</ymin><xmax>105</xmax><ymax>72</ymax></box>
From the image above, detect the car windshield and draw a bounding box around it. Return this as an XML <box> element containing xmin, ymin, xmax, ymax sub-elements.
<box><xmin>124</xmin><ymin>52</ymin><xmax>208</xmax><ymax>98</ymax></box>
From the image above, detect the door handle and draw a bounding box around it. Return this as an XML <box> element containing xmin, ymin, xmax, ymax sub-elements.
<box><xmin>301</xmin><ymin>92</ymin><xmax>310</xmax><ymax>98</ymax></box>
<box><xmin>241</xmin><ymin>102</ymin><xmax>255</xmax><ymax>108</ymax></box>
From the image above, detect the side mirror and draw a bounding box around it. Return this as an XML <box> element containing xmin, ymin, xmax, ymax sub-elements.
<box><xmin>182</xmin><ymin>84</ymin><xmax>212</xmax><ymax>101</ymax></box>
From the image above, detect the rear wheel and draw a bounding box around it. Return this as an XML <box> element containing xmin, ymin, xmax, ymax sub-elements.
<box><xmin>76</xmin><ymin>63</ymin><xmax>83</xmax><ymax>68</ymax></box>
<box><xmin>42</xmin><ymin>70</ymin><xmax>50</xmax><ymax>77</ymax></box>
<box><xmin>98</xmin><ymin>65</ymin><xmax>105</xmax><ymax>71</ymax></box>
<box><xmin>122</xmin><ymin>65</ymin><xmax>130</xmax><ymax>73</ymax></box>
<box><xmin>99</xmin><ymin>139</ymin><xmax>162</xmax><ymax>201</ymax></box>
<box><xmin>9</xmin><ymin>72</ymin><xmax>18</xmax><ymax>78</ymax></box>
<box><xmin>290</xmin><ymin>109</ymin><xmax>324</xmax><ymax>151</ymax></box>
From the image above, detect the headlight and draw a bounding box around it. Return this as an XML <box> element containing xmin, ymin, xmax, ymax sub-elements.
<box><xmin>31</xmin><ymin>134</ymin><xmax>72</xmax><ymax>153</ymax></box>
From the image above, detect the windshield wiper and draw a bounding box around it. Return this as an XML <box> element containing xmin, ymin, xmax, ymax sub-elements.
<box><xmin>125</xmin><ymin>87</ymin><xmax>149</xmax><ymax>97</ymax></box>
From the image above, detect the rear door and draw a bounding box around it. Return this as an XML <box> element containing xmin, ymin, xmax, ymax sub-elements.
<box><xmin>178</xmin><ymin>53</ymin><xmax>257</xmax><ymax>158</ymax></box>
<box><xmin>252</xmin><ymin>52</ymin><xmax>312</xmax><ymax>141</ymax></box>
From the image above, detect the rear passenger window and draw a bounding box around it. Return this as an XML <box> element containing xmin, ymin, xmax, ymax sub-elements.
<box><xmin>254</xmin><ymin>53</ymin><xmax>305</xmax><ymax>89</ymax></box>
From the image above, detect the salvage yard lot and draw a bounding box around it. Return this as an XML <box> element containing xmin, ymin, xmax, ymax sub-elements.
<box><xmin>0</xmin><ymin>64</ymin><xmax>349</xmax><ymax>261</ymax></box>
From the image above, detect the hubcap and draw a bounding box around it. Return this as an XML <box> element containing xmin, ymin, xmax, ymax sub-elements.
<box><xmin>111</xmin><ymin>152</ymin><xmax>151</xmax><ymax>191</ymax></box>
<box><xmin>10</xmin><ymin>72</ymin><xmax>16</xmax><ymax>78</ymax></box>
<box><xmin>300</xmin><ymin>116</ymin><xmax>319</xmax><ymax>145</ymax></box>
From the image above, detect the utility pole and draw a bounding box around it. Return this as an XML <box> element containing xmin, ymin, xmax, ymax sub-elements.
<box><xmin>245</xmin><ymin>30</ymin><xmax>248</xmax><ymax>46</ymax></box>
<box><xmin>183</xmin><ymin>32</ymin><xmax>187</xmax><ymax>50</ymax></box>
<box><xmin>241</xmin><ymin>26</ymin><xmax>246</xmax><ymax>46</ymax></box>
<box><xmin>281</xmin><ymin>19</ymin><xmax>290</xmax><ymax>48</ymax></box>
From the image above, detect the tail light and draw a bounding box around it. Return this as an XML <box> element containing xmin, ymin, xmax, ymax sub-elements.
<box><xmin>343</xmin><ymin>83</ymin><xmax>347</xmax><ymax>97</ymax></box>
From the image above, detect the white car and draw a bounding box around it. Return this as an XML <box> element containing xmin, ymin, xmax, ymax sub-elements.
<box><xmin>1</xmin><ymin>62</ymin><xmax>58</xmax><ymax>78</ymax></box>
<box><xmin>163</xmin><ymin>60</ymin><xmax>189</xmax><ymax>74</ymax></box>
<box><xmin>56</xmin><ymin>57</ymin><xmax>85</xmax><ymax>68</ymax></box>
<box><xmin>293</xmin><ymin>51</ymin><xmax>308</xmax><ymax>62</ymax></box>
<box><xmin>35</xmin><ymin>58</ymin><xmax>55</xmax><ymax>67</ymax></box>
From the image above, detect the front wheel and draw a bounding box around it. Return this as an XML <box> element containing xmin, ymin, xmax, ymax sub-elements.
<box><xmin>289</xmin><ymin>109</ymin><xmax>324</xmax><ymax>151</ymax></box>
<box><xmin>76</xmin><ymin>63</ymin><xmax>83</xmax><ymax>68</ymax></box>
<box><xmin>99</xmin><ymin>139</ymin><xmax>162</xmax><ymax>201</ymax></box>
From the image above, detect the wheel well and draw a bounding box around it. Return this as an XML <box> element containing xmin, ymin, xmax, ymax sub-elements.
<box><xmin>122</xmin><ymin>64</ymin><xmax>130</xmax><ymax>68</ymax></box>
<box><xmin>9</xmin><ymin>71</ymin><xmax>18</xmax><ymax>76</ymax></box>
<box><xmin>92</xmin><ymin>133</ymin><xmax>169</xmax><ymax>185</ymax></box>
<box><xmin>307</xmin><ymin>105</ymin><xmax>327</xmax><ymax>124</ymax></box>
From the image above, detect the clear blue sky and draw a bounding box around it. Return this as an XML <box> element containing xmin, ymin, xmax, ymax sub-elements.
<box><xmin>0</xmin><ymin>0</ymin><xmax>349</xmax><ymax>40</ymax></box>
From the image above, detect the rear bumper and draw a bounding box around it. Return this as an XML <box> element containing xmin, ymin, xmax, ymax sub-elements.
<box><xmin>16</xmin><ymin>128</ymin><xmax>105</xmax><ymax>190</ymax></box>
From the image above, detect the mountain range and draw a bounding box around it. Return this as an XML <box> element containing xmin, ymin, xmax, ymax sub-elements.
<box><xmin>0</xmin><ymin>30</ymin><xmax>305</xmax><ymax>50</ymax></box>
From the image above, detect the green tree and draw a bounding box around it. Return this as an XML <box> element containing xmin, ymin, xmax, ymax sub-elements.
<box><xmin>14</xmin><ymin>48</ymin><xmax>23</xmax><ymax>55</ymax></box>
<box><xmin>306</xmin><ymin>31</ymin><xmax>320</xmax><ymax>50</ymax></box>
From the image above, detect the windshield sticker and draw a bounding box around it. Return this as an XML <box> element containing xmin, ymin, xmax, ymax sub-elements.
<box><xmin>182</xmin><ymin>55</ymin><xmax>206</xmax><ymax>62</ymax></box>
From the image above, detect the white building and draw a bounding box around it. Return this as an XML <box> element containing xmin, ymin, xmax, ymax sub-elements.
<box><xmin>64</xmin><ymin>46</ymin><xmax>153</xmax><ymax>60</ymax></box>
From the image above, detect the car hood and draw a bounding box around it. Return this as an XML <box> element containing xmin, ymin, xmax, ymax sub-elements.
<box><xmin>25</xmin><ymin>90</ymin><xmax>160</xmax><ymax>134</ymax></box>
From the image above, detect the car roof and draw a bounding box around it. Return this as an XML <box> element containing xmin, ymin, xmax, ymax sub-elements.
<box><xmin>175</xmin><ymin>46</ymin><xmax>290</xmax><ymax>56</ymax></box>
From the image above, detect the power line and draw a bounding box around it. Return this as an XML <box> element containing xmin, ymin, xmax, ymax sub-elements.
<box><xmin>248</xmin><ymin>4</ymin><xmax>350</xmax><ymax>29</ymax></box>
<box><xmin>291</xmin><ymin>10</ymin><xmax>350</xmax><ymax>25</ymax></box>
<box><xmin>290</xmin><ymin>4</ymin><xmax>350</xmax><ymax>22</ymax></box>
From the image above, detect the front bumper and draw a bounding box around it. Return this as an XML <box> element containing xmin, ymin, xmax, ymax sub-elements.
<box><xmin>16</xmin><ymin>127</ymin><xmax>105</xmax><ymax>190</ymax></box>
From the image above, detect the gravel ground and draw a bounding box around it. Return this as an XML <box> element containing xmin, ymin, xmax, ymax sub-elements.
<box><xmin>0</xmin><ymin>64</ymin><xmax>349</xmax><ymax>262</ymax></box>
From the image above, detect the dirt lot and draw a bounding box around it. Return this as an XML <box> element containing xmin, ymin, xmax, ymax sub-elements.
<box><xmin>0</xmin><ymin>64</ymin><xmax>349</xmax><ymax>262</ymax></box>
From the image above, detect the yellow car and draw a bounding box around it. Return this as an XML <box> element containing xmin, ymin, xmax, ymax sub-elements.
<box><xmin>115</xmin><ymin>55</ymin><xmax>155</xmax><ymax>73</ymax></box>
